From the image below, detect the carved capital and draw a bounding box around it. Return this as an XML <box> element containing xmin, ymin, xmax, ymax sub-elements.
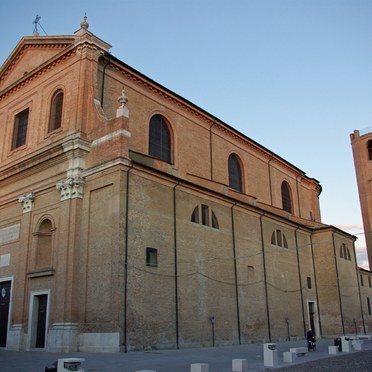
<box><xmin>56</xmin><ymin>176</ymin><xmax>85</xmax><ymax>201</ymax></box>
<box><xmin>18</xmin><ymin>192</ymin><xmax>35</xmax><ymax>213</ymax></box>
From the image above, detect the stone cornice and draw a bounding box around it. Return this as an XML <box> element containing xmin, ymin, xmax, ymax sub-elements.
<box><xmin>0</xmin><ymin>37</ymin><xmax>107</xmax><ymax>103</ymax></box>
<box><xmin>0</xmin><ymin>42</ymin><xmax>71</xmax><ymax>85</ymax></box>
<box><xmin>0</xmin><ymin>47</ymin><xmax>77</xmax><ymax>102</ymax></box>
<box><xmin>108</xmin><ymin>57</ymin><xmax>316</xmax><ymax>184</ymax></box>
<box><xmin>0</xmin><ymin>142</ymin><xmax>66</xmax><ymax>182</ymax></box>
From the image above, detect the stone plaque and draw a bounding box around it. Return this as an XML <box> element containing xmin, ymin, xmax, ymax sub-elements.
<box><xmin>0</xmin><ymin>254</ymin><xmax>10</xmax><ymax>267</ymax></box>
<box><xmin>0</xmin><ymin>224</ymin><xmax>20</xmax><ymax>245</ymax></box>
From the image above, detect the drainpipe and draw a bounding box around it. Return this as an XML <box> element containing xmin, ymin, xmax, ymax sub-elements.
<box><xmin>352</xmin><ymin>238</ymin><xmax>366</xmax><ymax>334</ymax></box>
<box><xmin>260</xmin><ymin>214</ymin><xmax>272</xmax><ymax>341</ymax></box>
<box><xmin>209</xmin><ymin>122</ymin><xmax>216</xmax><ymax>181</ymax></box>
<box><xmin>124</xmin><ymin>164</ymin><xmax>133</xmax><ymax>352</ymax></box>
<box><xmin>332</xmin><ymin>232</ymin><xmax>345</xmax><ymax>335</ymax></box>
<box><xmin>310</xmin><ymin>235</ymin><xmax>323</xmax><ymax>336</ymax></box>
<box><xmin>173</xmin><ymin>180</ymin><xmax>180</xmax><ymax>348</ymax></box>
<box><xmin>295</xmin><ymin>228</ymin><xmax>306</xmax><ymax>336</ymax></box>
<box><xmin>230</xmin><ymin>203</ymin><xmax>241</xmax><ymax>344</ymax></box>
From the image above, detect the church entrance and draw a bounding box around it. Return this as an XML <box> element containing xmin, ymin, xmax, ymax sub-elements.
<box><xmin>35</xmin><ymin>295</ymin><xmax>47</xmax><ymax>348</ymax></box>
<box><xmin>30</xmin><ymin>292</ymin><xmax>49</xmax><ymax>349</ymax></box>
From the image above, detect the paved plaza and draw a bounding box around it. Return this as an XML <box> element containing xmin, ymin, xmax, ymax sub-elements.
<box><xmin>1</xmin><ymin>338</ymin><xmax>371</xmax><ymax>371</ymax></box>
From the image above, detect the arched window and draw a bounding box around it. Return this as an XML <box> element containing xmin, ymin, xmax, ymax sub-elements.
<box><xmin>48</xmin><ymin>90</ymin><xmax>64</xmax><ymax>132</ymax></box>
<box><xmin>271</xmin><ymin>229</ymin><xmax>288</xmax><ymax>248</ymax></box>
<box><xmin>191</xmin><ymin>206</ymin><xmax>199</xmax><ymax>223</ymax></box>
<box><xmin>228</xmin><ymin>153</ymin><xmax>243</xmax><ymax>192</ymax></box>
<box><xmin>211</xmin><ymin>211</ymin><xmax>219</xmax><ymax>229</ymax></box>
<box><xmin>281</xmin><ymin>181</ymin><xmax>293</xmax><ymax>213</ymax></box>
<box><xmin>149</xmin><ymin>115</ymin><xmax>171</xmax><ymax>162</ymax></box>
<box><xmin>368</xmin><ymin>140</ymin><xmax>372</xmax><ymax>161</ymax></box>
<box><xmin>191</xmin><ymin>204</ymin><xmax>219</xmax><ymax>229</ymax></box>
<box><xmin>35</xmin><ymin>219</ymin><xmax>54</xmax><ymax>269</ymax></box>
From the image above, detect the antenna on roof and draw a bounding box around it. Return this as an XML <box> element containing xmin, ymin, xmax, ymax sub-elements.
<box><xmin>32</xmin><ymin>15</ymin><xmax>47</xmax><ymax>36</ymax></box>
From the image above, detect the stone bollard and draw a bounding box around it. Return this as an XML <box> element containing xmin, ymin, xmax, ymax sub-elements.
<box><xmin>232</xmin><ymin>358</ymin><xmax>248</xmax><ymax>372</ymax></box>
<box><xmin>57</xmin><ymin>358</ymin><xmax>85</xmax><ymax>372</ymax></box>
<box><xmin>352</xmin><ymin>340</ymin><xmax>364</xmax><ymax>351</ymax></box>
<box><xmin>328</xmin><ymin>345</ymin><xmax>338</xmax><ymax>354</ymax></box>
<box><xmin>263</xmin><ymin>343</ymin><xmax>278</xmax><ymax>368</ymax></box>
<box><xmin>340</xmin><ymin>336</ymin><xmax>352</xmax><ymax>352</ymax></box>
<box><xmin>190</xmin><ymin>363</ymin><xmax>208</xmax><ymax>372</ymax></box>
<box><xmin>283</xmin><ymin>351</ymin><xmax>296</xmax><ymax>363</ymax></box>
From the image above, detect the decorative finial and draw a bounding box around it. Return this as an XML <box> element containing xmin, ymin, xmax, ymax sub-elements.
<box><xmin>117</xmin><ymin>87</ymin><xmax>129</xmax><ymax>118</ymax></box>
<box><xmin>80</xmin><ymin>14</ymin><xmax>89</xmax><ymax>30</ymax></box>
<box><xmin>118</xmin><ymin>88</ymin><xmax>128</xmax><ymax>107</ymax></box>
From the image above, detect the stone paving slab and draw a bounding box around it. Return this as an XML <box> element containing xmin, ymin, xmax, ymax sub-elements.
<box><xmin>1</xmin><ymin>338</ymin><xmax>371</xmax><ymax>372</ymax></box>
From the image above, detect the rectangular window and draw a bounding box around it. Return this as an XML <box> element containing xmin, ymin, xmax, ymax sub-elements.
<box><xmin>369</xmin><ymin>277</ymin><xmax>371</xmax><ymax>288</ymax></box>
<box><xmin>12</xmin><ymin>108</ymin><xmax>29</xmax><ymax>149</ymax></box>
<box><xmin>146</xmin><ymin>247</ymin><xmax>158</xmax><ymax>267</ymax></box>
<box><xmin>368</xmin><ymin>297</ymin><xmax>371</xmax><ymax>316</ymax></box>
<box><xmin>307</xmin><ymin>276</ymin><xmax>312</xmax><ymax>289</ymax></box>
<box><xmin>361</xmin><ymin>275</ymin><xmax>364</xmax><ymax>286</ymax></box>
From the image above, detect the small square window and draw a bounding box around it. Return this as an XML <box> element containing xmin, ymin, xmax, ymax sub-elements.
<box><xmin>146</xmin><ymin>247</ymin><xmax>158</xmax><ymax>267</ymax></box>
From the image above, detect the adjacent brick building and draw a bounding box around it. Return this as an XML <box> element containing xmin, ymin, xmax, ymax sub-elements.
<box><xmin>0</xmin><ymin>18</ymin><xmax>369</xmax><ymax>352</ymax></box>
<box><xmin>351</xmin><ymin>129</ymin><xmax>372</xmax><ymax>268</ymax></box>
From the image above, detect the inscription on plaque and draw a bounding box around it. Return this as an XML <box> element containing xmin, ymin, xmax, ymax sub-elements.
<box><xmin>0</xmin><ymin>224</ymin><xmax>20</xmax><ymax>245</ymax></box>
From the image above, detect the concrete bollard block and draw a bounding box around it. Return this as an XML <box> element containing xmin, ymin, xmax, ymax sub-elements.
<box><xmin>57</xmin><ymin>358</ymin><xmax>84</xmax><ymax>372</ymax></box>
<box><xmin>190</xmin><ymin>363</ymin><xmax>208</xmax><ymax>372</ymax></box>
<box><xmin>328</xmin><ymin>345</ymin><xmax>338</xmax><ymax>354</ymax></box>
<box><xmin>353</xmin><ymin>340</ymin><xmax>364</xmax><ymax>351</ymax></box>
<box><xmin>232</xmin><ymin>358</ymin><xmax>248</xmax><ymax>372</ymax></box>
<box><xmin>283</xmin><ymin>351</ymin><xmax>296</xmax><ymax>363</ymax></box>
<box><xmin>263</xmin><ymin>343</ymin><xmax>278</xmax><ymax>368</ymax></box>
<box><xmin>341</xmin><ymin>336</ymin><xmax>352</xmax><ymax>352</ymax></box>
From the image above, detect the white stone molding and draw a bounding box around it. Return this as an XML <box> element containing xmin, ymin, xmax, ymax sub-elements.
<box><xmin>18</xmin><ymin>192</ymin><xmax>35</xmax><ymax>213</ymax></box>
<box><xmin>91</xmin><ymin>129</ymin><xmax>131</xmax><ymax>147</ymax></box>
<box><xmin>56</xmin><ymin>176</ymin><xmax>85</xmax><ymax>201</ymax></box>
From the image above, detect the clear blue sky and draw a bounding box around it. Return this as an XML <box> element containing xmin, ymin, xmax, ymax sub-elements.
<box><xmin>1</xmin><ymin>0</ymin><xmax>372</xmax><ymax>268</ymax></box>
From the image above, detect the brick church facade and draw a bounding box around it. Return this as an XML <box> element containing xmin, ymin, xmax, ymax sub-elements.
<box><xmin>0</xmin><ymin>18</ymin><xmax>371</xmax><ymax>352</ymax></box>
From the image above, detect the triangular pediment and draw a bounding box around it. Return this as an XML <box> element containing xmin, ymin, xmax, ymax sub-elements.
<box><xmin>0</xmin><ymin>35</ymin><xmax>76</xmax><ymax>90</ymax></box>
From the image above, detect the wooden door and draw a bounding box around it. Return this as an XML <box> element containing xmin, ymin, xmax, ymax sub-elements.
<box><xmin>0</xmin><ymin>281</ymin><xmax>11</xmax><ymax>347</ymax></box>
